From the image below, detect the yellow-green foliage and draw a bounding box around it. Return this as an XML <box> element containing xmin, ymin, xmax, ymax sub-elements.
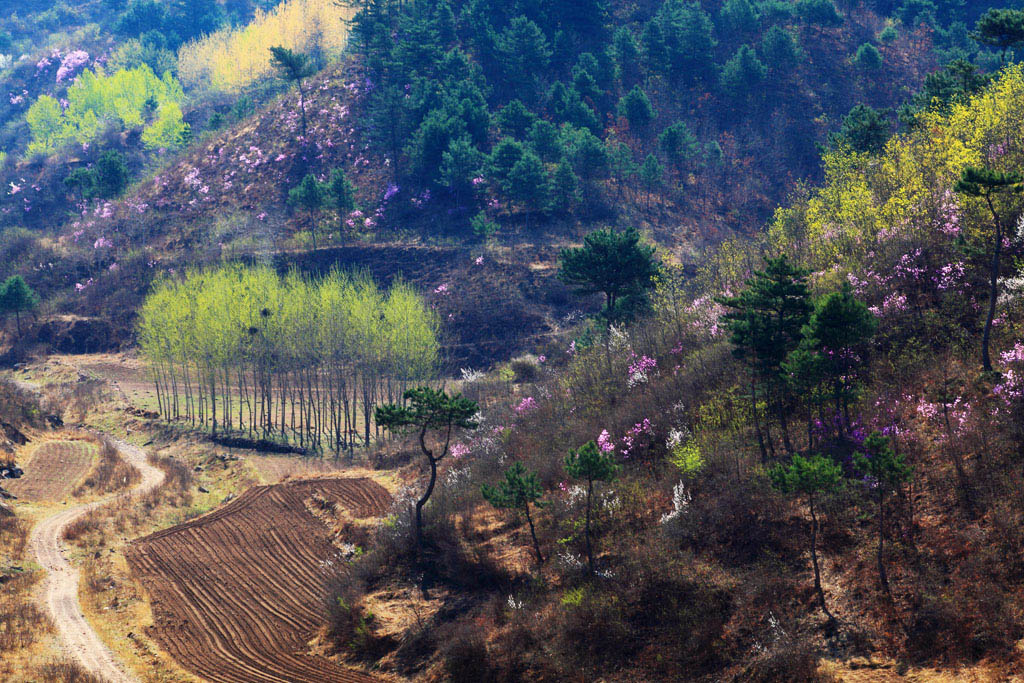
<box><xmin>140</xmin><ymin>101</ymin><xmax>189</xmax><ymax>149</ymax></box>
<box><xmin>25</xmin><ymin>65</ymin><xmax>186</xmax><ymax>155</ymax></box>
<box><xmin>177</xmin><ymin>0</ymin><xmax>353</xmax><ymax>93</ymax></box>
<box><xmin>138</xmin><ymin>264</ymin><xmax>439</xmax><ymax>381</ymax></box>
<box><xmin>668</xmin><ymin>437</ymin><xmax>703</xmax><ymax>477</ymax></box>
<box><xmin>769</xmin><ymin>64</ymin><xmax>1024</xmax><ymax>273</ymax></box>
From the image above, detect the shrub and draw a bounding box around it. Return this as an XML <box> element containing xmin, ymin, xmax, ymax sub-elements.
<box><xmin>509</xmin><ymin>356</ymin><xmax>540</xmax><ymax>383</ymax></box>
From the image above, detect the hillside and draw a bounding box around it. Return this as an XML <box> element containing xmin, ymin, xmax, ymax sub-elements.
<box><xmin>6</xmin><ymin>1</ymin><xmax>1024</xmax><ymax>682</ymax></box>
<box><xmin>1</xmin><ymin>0</ymin><xmax>1013</xmax><ymax>366</ymax></box>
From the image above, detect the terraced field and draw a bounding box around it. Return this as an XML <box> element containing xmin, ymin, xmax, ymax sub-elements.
<box><xmin>126</xmin><ymin>477</ymin><xmax>391</xmax><ymax>683</ymax></box>
<box><xmin>6</xmin><ymin>439</ymin><xmax>96</xmax><ymax>502</ymax></box>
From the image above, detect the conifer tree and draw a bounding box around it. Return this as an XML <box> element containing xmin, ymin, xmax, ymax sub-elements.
<box><xmin>954</xmin><ymin>166</ymin><xmax>1023</xmax><ymax>372</ymax></box>
<box><xmin>482</xmin><ymin>462</ymin><xmax>545</xmax><ymax>565</ymax></box>
<box><xmin>721</xmin><ymin>45</ymin><xmax>767</xmax><ymax>98</ymax></box>
<box><xmin>558</xmin><ymin>227</ymin><xmax>660</xmax><ymax>323</ymax></box>
<box><xmin>507</xmin><ymin>151</ymin><xmax>550</xmax><ymax>225</ymax></box>
<box><xmin>761</xmin><ymin>25</ymin><xmax>803</xmax><ymax>69</ymax></box>
<box><xmin>617</xmin><ymin>86</ymin><xmax>656</xmax><ymax>134</ymax></box>
<box><xmin>853</xmin><ymin>432</ymin><xmax>911</xmax><ymax>599</ymax></box>
<box><xmin>658</xmin><ymin>121</ymin><xmax>699</xmax><ymax>175</ymax></box>
<box><xmin>719</xmin><ymin>256</ymin><xmax>812</xmax><ymax>458</ymax></box>
<box><xmin>612</xmin><ymin>26</ymin><xmax>641</xmax><ymax>86</ymax></box>
<box><xmin>802</xmin><ymin>283</ymin><xmax>877</xmax><ymax>431</ymax></box>
<box><xmin>288</xmin><ymin>174</ymin><xmax>328</xmax><ymax>248</ymax></box>
<box><xmin>551</xmin><ymin>157</ymin><xmax>580</xmax><ymax>214</ymax></box>
<box><xmin>565</xmin><ymin>440</ymin><xmax>619</xmax><ymax>574</ymax></box>
<box><xmin>853</xmin><ymin>43</ymin><xmax>882</xmax><ymax>70</ymax></box>
<box><xmin>972</xmin><ymin>8</ymin><xmax>1024</xmax><ymax>64</ymax></box>
<box><xmin>639</xmin><ymin>153</ymin><xmax>663</xmax><ymax>212</ymax></box>
<box><xmin>269</xmin><ymin>46</ymin><xmax>315</xmax><ymax>137</ymax></box>
<box><xmin>376</xmin><ymin>388</ymin><xmax>478</xmax><ymax>549</ymax></box>
<box><xmin>770</xmin><ymin>454</ymin><xmax>843</xmax><ymax>622</ymax></box>
<box><xmin>328</xmin><ymin>168</ymin><xmax>355</xmax><ymax>216</ymax></box>
<box><xmin>828</xmin><ymin>104</ymin><xmax>891</xmax><ymax>154</ymax></box>
<box><xmin>0</xmin><ymin>276</ymin><xmax>38</xmax><ymax>335</ymax></box>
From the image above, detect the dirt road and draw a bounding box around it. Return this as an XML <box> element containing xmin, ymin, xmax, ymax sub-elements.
<box><xmin>29</xmin><ymin>437</ymin><xmax>165</xmax><ymax>683</ymax></box>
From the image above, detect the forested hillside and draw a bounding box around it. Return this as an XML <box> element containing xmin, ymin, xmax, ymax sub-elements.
<box><xmin>3</xmin><ymin>0</ymin><xmax>1023</xmax><ymax>364</ymax></box>
<box><xmin>7</xmin><ymin>1</ymin><xmax>1024</xmax><ymax>681</ymax></box>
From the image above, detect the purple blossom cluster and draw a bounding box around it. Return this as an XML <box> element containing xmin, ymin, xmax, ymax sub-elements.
<box><xmin>627</xmin><ymin>354</ymin><xmax>657</xmax><ymax>387</ymax></box>
<box><xmin>515</xmin><ymin>396</ymin><xmax>537</xmax><ymax>415</ymax></box>
<box><xmin>56</xmin><ymin>50</ymin><xmax>89</xmax><ymax>83</ymax></box>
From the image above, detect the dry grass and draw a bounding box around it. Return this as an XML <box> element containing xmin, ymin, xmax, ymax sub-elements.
<box><xmin>61</xmin><ymin>507</ymin><xmax>105</xmax><ymax>543</ymax></box>
<box><xmin>33</xmin><ymin>658</ymin><xmax>104</xmax><ymax>682</ymax></box>
<box><xmin>74</xmin><ymin>436</ymin><xmax>140</xmax><ymax>496</ymax></box>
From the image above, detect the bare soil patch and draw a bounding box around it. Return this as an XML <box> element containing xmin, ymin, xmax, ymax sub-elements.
<box><xmin>126</xmin><ymin>477</ymin><xmax>391</xmax><ymax>683</ymax></box>
<box><xmin>6</xmin><ymin>439</ymin><xmax>96</xmax><ymax>502</ymax></box>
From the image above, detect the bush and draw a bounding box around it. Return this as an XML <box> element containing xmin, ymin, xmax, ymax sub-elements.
<box><xmin>441</xmin><ymin>623</ymin><xmax>493</xmax><ymax>680</ymax></box>
<box><xmin>509</xmin><ymin>356</ymin><xmax>540</xmax><ymax>383</ymax></box>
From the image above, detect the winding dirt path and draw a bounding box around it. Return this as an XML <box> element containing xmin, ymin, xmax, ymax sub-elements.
<box><xmin>29</xmin><ymin>437</ymin><xmax>165</xmax><ymax>683</ymax></box>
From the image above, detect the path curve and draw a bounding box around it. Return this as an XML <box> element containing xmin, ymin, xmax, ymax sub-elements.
<box><xmin>29</xmin><ymin>436</ymin><xmax>165</xmax><ymax>683</ymax></box>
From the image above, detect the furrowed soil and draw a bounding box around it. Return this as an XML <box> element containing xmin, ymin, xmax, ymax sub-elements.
<box><xmin>6</xmin><ymin>438</ymin><xmax>97</xmax><ymax>502</ymax></box>
<box><xmin>126</xmin><ymin>477</ymin><xmax>391</xmax><ymax>683</ymax></box>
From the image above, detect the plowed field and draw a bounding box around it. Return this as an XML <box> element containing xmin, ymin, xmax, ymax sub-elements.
<box><xmin>6</xmin><ymin>439</ymin><xmax>96</xmax><ymax>502</ymax></box>
<box><xmin>126</xmin><ymin>478</ymin><xmax>391</xmax><ymax>683</ymax></box>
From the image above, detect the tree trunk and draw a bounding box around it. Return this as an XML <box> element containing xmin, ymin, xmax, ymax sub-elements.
<box><xmin>809</xmin><ymin>496</ymin><xmax>835</xmax><ymax>622</ymax></box>
<box><xmin>751</xmin><ymin>380</ymin><xmax>769</xmax><ymax>463</ymax></box>
<box><xmin>584</xmin><ymin>478</ymin><xmax>594</xmax><ymax>574</ymax></box>
<box><xmin>878</xmin><ymin>491</ymin><xmax>891</xmax><ymax>598</ymax></box>
<box><xmin>982</xmin><ymin>195</ymin><xmax>1002</xmax><ymax>373</ymax></box>
<box><xmin>525</xmin><ymin>503</ymin><xmax>543</xmax><ymax>566</ymax></box>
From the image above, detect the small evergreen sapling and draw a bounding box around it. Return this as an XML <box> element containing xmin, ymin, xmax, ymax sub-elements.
<box><xmin>288</xmin><ymin>174</ymin><xmax>328</xmax><ymax>248</ymax></box>
<box><xmin>482</xmin><ymin>462</ymin><xmax>545</xmax><ymax>565</ymax></box>
<box><xmin>565</xmin><ymin>440</ymin><xmax>619</xmax><ymax>574</ymax></box>
<box><xmin>770</xmin><ymin>453</ymin><xmax>843</xmax><ymax>622</ymax></box>
<box><xmin>0</xmin><ymin>276</ymin><xmax>38</xmax><ymax>335</ymax></box>
<box><xmin>853</xmin><ymin>432</ymin><xmax>911</xmax><ymax>599</ymax></box>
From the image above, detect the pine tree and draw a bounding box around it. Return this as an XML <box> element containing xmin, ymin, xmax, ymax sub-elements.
<box><xmin>954</xmin><ymin>166</ymin><xmax>1023</xmax><ymax>372</ymax></box>
<box><xmin>565</xmin><ymin>440</ymin><xmax>619</xmax><ymax>573</ymax></box>
<box><xmin>441</xmin><ymin>135</ymin><xmax>485</xmax><ymax>208</ymax></box>
<box><xmin>721</xmin><ymin>45</ymin><xmax>767</xmax><ymax>99</ymax></box>
<box><xmin>488</xmin><ymin>137</ymin><xmax>526</xmax><ymax>196</ymax></box>
<box><xmin>482</xmin><ymin>462</ymin><xmax>546</xmax><ymax>565</ymax></box>
<box><xmin>853</xmin><ymin>432</ymin><xmax>911</xmax><ymax>599</ymax></box>
<box><xmin>288</xmin><ymin>174</ymin><xmax>328</xmax><ymax>248</ymax></box>
<box><xmin>375</xmin><ymin>388</ymin><xmax>478</xmax><ymax>549</ymax></box>
<box><xmin>95</xmin><ymin>150</ymin><xmax>130</xmax><ymax>198</ymax></box>
<box><xmin>761</xmin><ymin>25</ymin><xmax>803</xmax><ymax>70</ymax></box>
<box><xmin>802</xmin><ymin>283</ymin><xmax>877</xmax><ymax>432</ymax></box>
<box><xmin>617</xmin><ymin>86</ymin><xmax>657</xmax><ymax>134</ymax></box>
<box><xmin>558</xmin><ymin>227</ymin><xmax>660</xmax><ymax>323</ymax></box>
<box><xmin>612</xmin><ymin>26</ymin><xmax>641</xmax><ymax>86</ymax></box>
<box><xmin>658</xmin><ymin>121</ymin><xmax>699</xmax><ymax>175</ymax></box>
<box><xmin>507</xmin><ymin>151</ymin><xmax>550</xmax><ymax>223</ymax></box>
<box><xmin>638</xmin><ymin>153</ymin><xmax>663</xmax><ymax>212</ymax></box>
<box><xmin>828</xmin><ymin>104</ymin><xmax>891</xmax><ymax>154</ymax></box>
<box><xmin>719</xmin><ymin>256</ymin><xmax>812</xmax><ymax>458</ymax></box>
<box><xmin>0</xmin><ymin>276</ymin><xmax>38</xmax><ymax>335</ymax></box>
<box><xmin>551</xmin><ymin>157</ymin><xmax>580</xmax><ymax>214</ymax></box>
<box><xmin>972</xmin><ymin>8</ymin><xmax>1024</xmax><ymax>64</ymax></box>
<box><xmin>770</xmin><ymin>454</ymin><xmax>843</xmax><ymax>622</ymax></box>
<box><xmin>328</xmin><ymin>167</ymin><xmax>355</xmax><ymax>215</ymax></box>
<box><xmin>853</xmin><ymin>43</ymin><xmax>882</xmax><ymax>70</ymax></box>
<box><xmin>496</xmin><ymin>99</ymin><xmax>537</xmax><ymax>139</ymax></box>
<box><xmin>720</xmin><ymin>0</ymin><xmax>760</xmax><ymax>36</ymax></box>
<box><xmin>269</xmin><ymin>46</ymin><xmax>315</xmax><ymax>137</ymax></box>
